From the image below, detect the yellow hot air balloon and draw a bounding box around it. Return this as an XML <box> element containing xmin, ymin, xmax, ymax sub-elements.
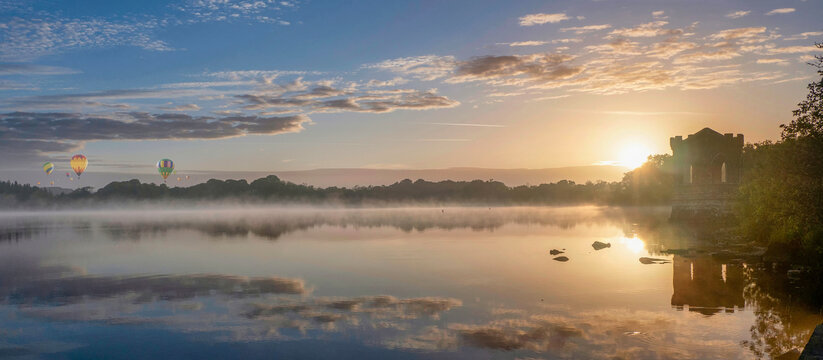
<box><xmin>43</xmin><ymin>162</ymin><xmax>54</xmax><ymax>175</ymax></box>
<box><xmin>70</xmin><ymin>154</ymin><xmax>88</xmax><ymax>176</ymax></box>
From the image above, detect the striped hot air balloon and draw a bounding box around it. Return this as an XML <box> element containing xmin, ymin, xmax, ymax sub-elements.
<box><xmin>70</xmin><ymin>154</ymin><xmax>88</xmax><ymax>176</ymax></box>
<box><xmin>157</xmin><ymin>159</ymin><xmax>174</xmax><ymax>182</ymax></box>
<box><xmin>43</xmin><ymin>162</ymin><xmax>54</xmax><ymax>175</ymax></box>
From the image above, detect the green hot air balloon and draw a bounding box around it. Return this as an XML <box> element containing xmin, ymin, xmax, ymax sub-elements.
<box><xmin>156</xmin><ymin>159</ymin><xmax>174</xmax><ymax>182</ymax></box>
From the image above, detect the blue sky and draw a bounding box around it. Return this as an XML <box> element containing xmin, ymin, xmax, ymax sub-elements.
<box><xmin>1</xmin><ymin>0</ymin><xmax>822</xmax><ymax>178</ymax></box>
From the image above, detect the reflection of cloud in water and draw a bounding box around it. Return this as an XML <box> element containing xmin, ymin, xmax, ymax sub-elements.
<box><xmin>0</xmin><ymin>260</ymin><xmax>307</xmax><ymax>306</ymax></box>
<box><xmin>444</xmin><ymin>310</ymin><xmax>746</xmax><ymax>359</ymax></box>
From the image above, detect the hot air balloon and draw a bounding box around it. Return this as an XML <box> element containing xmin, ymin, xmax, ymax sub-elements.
<box><xmin>50</xmin><ymin>181</ymin><xmax>54</xmax><ymax>186</ymax></box>
<box><xmin>70</xmin><ymin>154</ymin><xmax>88</xmax><ymax>176</ymax></box>
<box><xmin>43</xmin><ymin>162</ymin><xmax>54</xmax><ymax>175</ymax></box>
<box><xmin>157</xmin><ymin>159</ymin><xmax>174</xmax><ymax>182</ymax></box>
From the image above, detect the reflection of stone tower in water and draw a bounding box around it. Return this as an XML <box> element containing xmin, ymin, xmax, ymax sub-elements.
<box><xmin>671</xmin><ymin>255</ymin><xmax>745</xmax><ymax>315</ymax></box>
<box><xmin>669</xmin><ymin>128</ymin><xmax>744</xmax><ymax>222</ymax></box>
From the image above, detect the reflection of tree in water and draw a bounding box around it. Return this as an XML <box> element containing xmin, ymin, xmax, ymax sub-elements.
<box><xmin>741</xmin><ymin>265</ymin><xmax>823</xmax><ymax>359</ymax></box>
<box><xmin>73</xmin><ymin>206</ymin><xmax>672</xmax><ymax>241</ymax></box>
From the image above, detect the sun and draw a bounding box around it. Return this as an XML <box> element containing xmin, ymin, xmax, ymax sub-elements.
<box><xmin>619</xmin><ymin>143</ymin><xmax>651</xmax><ymax>169</ymax></box>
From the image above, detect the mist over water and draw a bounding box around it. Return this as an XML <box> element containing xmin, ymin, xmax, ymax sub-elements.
<box><xmin>0</xmin><ymin>206</ymin><xmax>818</xmax><ymax>359</ymax></box>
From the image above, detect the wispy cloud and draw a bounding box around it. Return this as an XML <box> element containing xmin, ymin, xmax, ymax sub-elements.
<box><xmin>507</xmin><ymin>41</ymin><xmax>548</xmax><ymax>47</ymax></box>
<box><xmin>725</xmin><ymin>10</ymin><xmax>750</xmax><ymax>19</ymax></box>
<box><xmin>608</xmin><ymin>21</ymin><xmax>683</xmax><ymax>38</ymax></box>
<box><xmin>559</xmin><ymin>24</ymin><xmax>612</xmax><ymax>34</ymax></box>
<box><xmin>0</xmin><ymin>16</ymin><xmax>172</xmax><ymax>61</ymax></box>
<box><xmin>237</xmin><ymin>86</ymin><xmax>459</xmax><ymax>114</ymax></box>
<box><xmin>0</xmin><ymin>64</ymin><xmax>79</xmax><ymax>76</ymax></box>
<box><xmin>424</xmin><ymin>122</ymin><xmax>505</xmax><ymax>128</ymax></box>
<box><xmin>518</xmin><ymin>13</ymin><xmax>570</xmax><ymax>26</ymax></box>
<box><xmin>765</xmin><ymin>8</ymin><xmax>795</xmax><ymax>15</ymax></box>
<box><xmin>363</xmin><ymin>55</ymin><xmax>456</xmax><ymax>81</ymax></box>
<box><xmin>784</xmin><ymin>31</ymin><xmax>823</xmax><ymax>41</ymax></box>
<box><xmin>756</xmin><ymin>58</ymin><xmax>789</xmax><ymax>65</ymax></box>
<box><xmin>158</xmin><ymin>103</ymin><xmax>201</xmax><ymax>111</ymax></box>
<box><xmin>175</xmin><ymin>0</ymin><xmax>298</xmax><ymax>24</ymax></box>
<box><xmin>448</xmin><ymin>54</ymin><xmax>582</xmax><ymax>84</ymax></box>
<box><xmin>0</xmin><ymin>112</ymin><xmax>311</xmax><ymax>160</ymax></box>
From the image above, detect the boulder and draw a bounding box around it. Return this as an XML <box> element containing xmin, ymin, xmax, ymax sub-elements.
<box><xmin>592</xmin><ymin>241</ymin><xmax>611</xmax><ymax>251</ymax></box>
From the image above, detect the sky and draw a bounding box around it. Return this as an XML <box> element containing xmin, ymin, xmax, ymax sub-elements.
<box><xmin>1</xmin><ymin>0</ymin><xmax>822</xmax><ymax>181</ymax></box>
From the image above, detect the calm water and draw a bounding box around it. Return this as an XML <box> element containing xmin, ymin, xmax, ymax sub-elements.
<box><xmin>0</xmin><ymin>206</ymin><xmax>819</xmax><ymax>359</ymax></box>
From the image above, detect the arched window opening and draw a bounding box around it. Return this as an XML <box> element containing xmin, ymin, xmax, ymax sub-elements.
<box><xmin>721</xmin><ymin>162</ymin><xmax>727</xmax><ymax>183</ymax></box>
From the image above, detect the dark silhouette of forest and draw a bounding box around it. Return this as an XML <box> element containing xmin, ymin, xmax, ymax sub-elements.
<box><xmin>0</xmin><ymin>157</ymin><xmax>675</xmax><ymax>207</ymax></box>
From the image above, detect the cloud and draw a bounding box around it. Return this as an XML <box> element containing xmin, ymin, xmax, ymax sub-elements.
<box><xmin>709</xmin><ymin>27</ymin><xmax>768</xmax><ymax>41</ymax></box>
<box><xmin>0</xmin><ymin>64</ymin><xmax>79</xmax><ymax>76</ymax></box>
<box><xmin>608</xmin><ymin>21</ymin><xmax>682</xmax><ymax>38</ymax></box>
<box><xmin>1</xmin><ymin>88</ymin><xmax>210</xmax><ymax>111</ymax></box>
<box><xmin>784</xmin><ymin>32</ymin><xmax>823</xmax><ymax>41</ymax></box>
<box><xmin>763</xmin><ymin>45</ymin><xmax>823</xmax><ymax>55</ymax></box>
<box><xmin>0</xmin><ymin>16</ymin><xmax>172</xmax><ymax>61</ymax></box>
<box><xmin>449</xmin><ymin>54</ymin><xmax>583</xmax><ymax>84</ymax></box>
<box><xmin>765</xmin><ymin>8</ymin><xmax>795</xmax><ymax>15</ymax></box>
<box><xmin>237</xmin><ymin>87</ymin><xmax>458</xmax><ymax>113</ymax></box>
<box><xmin>508</xmin><ymin>41</ymin><xmax>548</xmax><ymax>47</ymax></box>
<box><xmin>559</xmin><ymin>24</ymin><xmax>612</xmax><ymax>34</ymax></box>
<box><xmin>363</xmin><ymin>55</ymin><xmax>456</xmax><ymax>81</ymax></box>
<box><xmin>176</xmin><ymin>0</ymin><xmax>298</xmax><ymax>24</ymax></box>
<box><xmin>756</xmin><ymin>58</ymin><xmax>789</xmax><ymax>65</ymax></box>
<box><xmin>364</xmin><ymin>77</ymin><xmax>408</xmax><ymax>87</ymax></box>
<box><xmin>529</xmin><ymin>94</ymin><xmax>569</xmax><ymax>102</ymax></box>
<box><xmin>424</xmin><ymin>122</ymin><xmax>505</xmax><ymax>128</ymax></box>
<box><xmin>518</xmin><ymin>13</ymin><xmax>570</xmax><ymax>26</ymax></box>
<box><xmin>0</xmin><ymin>112</ymin><xmax>310</xmax><ymax>160</ymax></box>
<box><xmin>158</xmin><ymin>103</ymin><xmax>201</xmax><ymax>111</ymax></box>
<box><xmin>586</xmin><ymin>38</ymin><xmax>642</xmax><ymax>55</ymax></box>
<box><xmin>725</xmin><ymin>10</ymin><xmax>750</xmax><ymax>19</ymax></box>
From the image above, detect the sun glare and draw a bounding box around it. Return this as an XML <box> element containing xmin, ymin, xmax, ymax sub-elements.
<box><xmin>619</xmin><ymin>143</ymin><xmax>651</xmax><ymax>169</ymax></box>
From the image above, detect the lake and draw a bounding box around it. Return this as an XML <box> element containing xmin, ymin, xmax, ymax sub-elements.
<box><xmin>0</xmin><ymin>206</ymin><xmax>819</xmax><ymax>359</ymax></box>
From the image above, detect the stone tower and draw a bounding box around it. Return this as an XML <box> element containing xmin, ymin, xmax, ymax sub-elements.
<box><xmin>670</xmin><ymin>128</ymin><xmax>744</xmax><ymax>222</ymax></box>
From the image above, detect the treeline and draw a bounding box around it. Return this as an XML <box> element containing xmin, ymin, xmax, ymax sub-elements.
<box><xmin>735</xmin><ymin>43</ymin><xmax>823</xmax><ymax>265</ymax></box>
<box><xmin>0</xmin><ymin>159</ymin><xmax>677</xmax><ymax>207</ymax></box>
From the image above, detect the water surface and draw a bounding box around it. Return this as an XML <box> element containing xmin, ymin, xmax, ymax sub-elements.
<box><xmin>0</xmin><ymin>206</ymin><xmax>818</xmax><ymax>359</ymax></box>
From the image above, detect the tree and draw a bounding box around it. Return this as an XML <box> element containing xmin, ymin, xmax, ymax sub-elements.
<box><xmin>780</xmin><ymin>42</ymin><xmax>823</xmax><ymax>139</ymax></box>
<box><xmin>737</xmin><ymin>41</ymin><xmax>823</xmax><ymax>264</ymax></box>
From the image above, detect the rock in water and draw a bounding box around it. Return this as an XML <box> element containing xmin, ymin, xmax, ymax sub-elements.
<box><xmin>800</xmin><ymin>323</ymin><xmax>823</xmax><ymax>359</ymax></box>
<box><xmin>553</xmin><ymin>256</ymin><xmax>569</xmax><ymax>262</ymax></box>
<box><xmin>550</xmin><ymin>249</ymin><xmax>564</xmax><ymax>255</ymax></box>
<box><xmin>639</xmin><ymin>257</ymin><xmax>671</xmax><ymax>265</ymax></box>
<box><xmin>592</xmin><ymin>241</ymin><xmax>611</xmax><ymax>250</ymax></box>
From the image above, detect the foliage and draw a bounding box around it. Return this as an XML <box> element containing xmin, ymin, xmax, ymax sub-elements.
<box><xmin>780</xmin><ymin>43</ymin><xmax>823</xmax><ymax>139</ymax></box>
<box><xmin>0</xmin><ymin>160</ymin><xmax>675</xmax><ymax>207</ymax></box>
<box><xmin>737</xmin><ymin>42</ymin><xmax>823</xmax><ymax>265</ymax></box>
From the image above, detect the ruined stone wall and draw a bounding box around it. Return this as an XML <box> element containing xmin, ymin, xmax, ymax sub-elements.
<box><xmin>671</xmin><ymin>183</ymin><xmax>738</xmax><ymax>223</ymax></box>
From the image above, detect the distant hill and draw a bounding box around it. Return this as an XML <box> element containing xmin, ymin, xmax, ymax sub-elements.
<box><xmin>0</xmin><ymin>165</ymin><xmax>629</xmax><ymax>189</ymax></box>
<box><xmin>272</xmin><ymin>166</ymin><xmax>630</xmax><ymax>187</ymax></box>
